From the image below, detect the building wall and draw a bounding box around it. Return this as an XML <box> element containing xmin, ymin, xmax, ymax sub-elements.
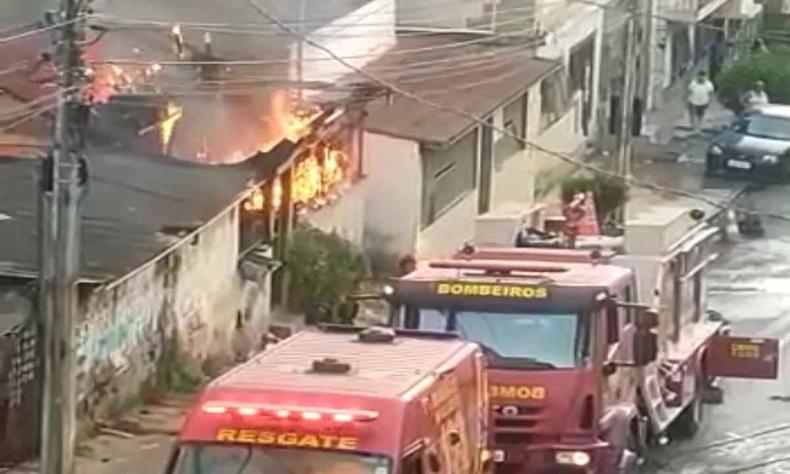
<box><xmin>417</xmin><ymin>191</ymin><xmax>479</xmax><ymax>258</ymax></box>
<box><xmin>0</xmin><ymin>0</ymin><xmax>54</xmax><ymax>29</ymax></box>
<box><xmin>304</xmin><ymin>180</ymin><xmax>367</xmax><ymax>247</ymax></box>
<box><xmin>527</xmin><ymin>81</ymin><xmax>586</xmax><ymax>200</ymax></box>
<box><xmin>299</xmin><ymin>0</ymin><xmax>397</xmax><ymax>84</ymax></box>
<box><xmin>361</xmin><ymin>132</ymin><xmax>422</xmax><ymax>271</ymax></box>
<box><xmin>537</xmin><ymin>2</ymin><xmax>604</xmax><ymax>137</ymax></box>
<box><xmin>396</xmin><ymin>0</ymin><xmax>487</xmax><ymax>29</ymax></box>
<box><xmin>75</xmin><ymin>206</ymin><xmax>270</xmax><ymax>416</ymax></box>
<box><xmin>490</xmin><ymin>96</ymin><xmax>534</xmax><ymax>211</ymax></box>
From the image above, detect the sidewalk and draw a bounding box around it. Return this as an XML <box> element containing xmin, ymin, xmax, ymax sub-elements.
<box><xmin>0</xmin><ymin>394</ymin><xmax>196</xmax><ymax>474</ymax></box>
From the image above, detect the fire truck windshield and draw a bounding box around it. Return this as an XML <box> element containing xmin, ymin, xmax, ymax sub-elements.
<box><xmin>413</xmin><ymin>308</ymin><xmax>582</xmax><ymax>368</ymax></box>
<box><xmin>170</xmin><ymin>444</ymin><xmax>391</xmax><ymax>474</ymax></box>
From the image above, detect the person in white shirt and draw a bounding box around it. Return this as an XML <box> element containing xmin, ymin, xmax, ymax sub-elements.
<box><xmin>743</xmin><ymin>80</ymin><xmax>769</xmax><ymax>110</ymax></box>
<box><xmin>687</xmin><ymin>71</ymin><xmax>715</xmax><ymax>132</ymax></box>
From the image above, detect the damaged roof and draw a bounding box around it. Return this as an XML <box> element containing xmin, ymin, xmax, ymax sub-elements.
<box><xmin>361</xmin><ymin>35</ymin><xmax>560</xmax><ymax>146</ymax></box>
<box><xmin>0</xmin><ymin>140</ymin><xmax>294</xmax><ymax>283</ymax></box>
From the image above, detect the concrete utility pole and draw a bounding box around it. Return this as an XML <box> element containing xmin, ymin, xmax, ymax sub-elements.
<box><xmin>616</xmin><ymin>3</ymin><xmax>637</xmax><ymax>180</ymax></box>
<box><xmin>39</xmin><ymin>0</ymin><xmax>88</xmax><ymax>471</ymax></box>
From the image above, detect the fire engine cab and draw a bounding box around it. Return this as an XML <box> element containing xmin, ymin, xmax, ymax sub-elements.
<box><xmin>384</xmin><ymin>231</ymin><xmax>779</xmax><ymax>472</ymax></box>
<box><xmin>165</xmin><ymin>326</ymin><xmax>491</xmax><ymax>474</ymax></box>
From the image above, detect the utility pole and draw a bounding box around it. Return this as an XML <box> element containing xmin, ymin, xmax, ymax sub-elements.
<box><xmin>616</xmin><ymin>5</ymin><xmax>637</xmax><ymax>180</ymax></box>
<box><xmin>39</xmin><ymin>0</ymin><xmax>88</xmax><ymax>471</ymax></box>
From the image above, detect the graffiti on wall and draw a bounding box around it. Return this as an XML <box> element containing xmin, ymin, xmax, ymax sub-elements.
<box><xmin>75</xmin><ymin>270</ymin><xmax>165</xmax><ymax>402</ymax></box>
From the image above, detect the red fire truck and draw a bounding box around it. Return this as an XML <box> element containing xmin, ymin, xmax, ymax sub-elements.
<box><xmin>165</xmin><ymin>326</ymin><xmax>491</xmax><ymax>474</ymax></box>
<box><xmin>384</xmin><ymin>244</ymin><xmax>779</xmax><ymax>473</ymax></box>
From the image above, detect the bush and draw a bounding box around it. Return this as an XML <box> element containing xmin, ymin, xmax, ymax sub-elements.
<box><xmin>286</xmin><ymin>225</ymin><xmax>367</xmax><ymax>324</ymax></box>
<box><xmin>716</xmin><ymin>51</ymin><xmax>790</xmax><ymax>113</ymax></box>
<box><xmin>560</xmin><ymin>175</ymin><xmax>628</xmax><ymax>225</ymax></box>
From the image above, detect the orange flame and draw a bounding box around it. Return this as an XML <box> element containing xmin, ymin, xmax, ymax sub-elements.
<box><xmin>291</xmin><ymin>145</ymin><xmax>348</xmax><ymax>207</ymax></box>
<box><xmin>243</xmin><ymin>188</ymin><xmax>266</xmax><ymax>211</ymax></box>
<box><xmin>258</xmin><ymin>91</ymin><xmax>322</xmax><ymax>152</ymax></box>
<box><xmin>159</xmin><ymin>101</ymin><xmax>183</xmax><ymax>152</ymax></box>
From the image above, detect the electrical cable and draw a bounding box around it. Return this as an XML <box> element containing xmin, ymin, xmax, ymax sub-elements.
<box><xmin>92</xmin><ymin>0</ymin><xmax>537</xmax><ymax>32</ymax></box>
<box><xmin>243</xmin><ymin>0</ymin><xmax>790</xmax><ymax>223</ymax></box>
<box><xmin>90</xmin><ymin>30</ymin><xmax>544</xmax><ymax>67</ymax></box>
<box><xmin>0</xmin><ymin>15</ymin><xmax>91</xmax><ymax>45</ymax></box>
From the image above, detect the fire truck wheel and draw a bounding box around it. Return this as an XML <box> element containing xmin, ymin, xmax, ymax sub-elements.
<box><xmin>669</xmin><ymin>395</ymin><xmax>703</xmax><ymax>439</ymax></box>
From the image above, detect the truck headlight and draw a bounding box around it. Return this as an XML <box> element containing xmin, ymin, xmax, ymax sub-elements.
<box><xmin>709</xmin><ymin>145</ymin><xmax>724</xmax><ymax>155</ymax></box>
<box><xmin>556</xmin><ymin>451</ymin><xmax>591</xmax><ymax>466</ymax></box>
<box><xmin>762</xmin><ymin>154</ymin><xmax>779</xmax><ymax>164</ymax></box>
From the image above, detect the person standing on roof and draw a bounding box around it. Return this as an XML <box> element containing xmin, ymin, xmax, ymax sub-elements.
<box><xmin>687</xmin><ymin>71</ymin><xmax>715</xmax><ymax>133</ymax></box>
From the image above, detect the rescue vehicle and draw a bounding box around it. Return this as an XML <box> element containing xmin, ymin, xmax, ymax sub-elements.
<box><xmin>383</xmin><ymin>208</ymin><xmax>779</xmax><ymax>473</ymax></box>
<box><xmin>165</xmin><ymin>326</ymin><xmax>492</xmax><ymax>474</ymax></box>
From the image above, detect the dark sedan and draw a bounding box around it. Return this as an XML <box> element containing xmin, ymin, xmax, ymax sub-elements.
<box><xmin>706</xmin><ymin>104</ymin><xmax>790</xmax><ymax>180</ymax></box>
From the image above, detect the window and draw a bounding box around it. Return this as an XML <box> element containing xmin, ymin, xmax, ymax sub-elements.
<box><xmin>540</xmin><ymin>70</ymin><xmax>570</xmax><ymax>131</ymax></box>
<box><xmin>170</xmin><ymin>444</ymin><xmax>391</xmax><ymax>474</ymax></box>
<box><xmin>408</xmin><ymin>307</ymin><xmax>583</xmax><ymax>368</ymax></box>
<box><xmin>401</xmin><ymin>449</ymin><xmax>424</xmax><ymax>474</ymax></box>
<box><xmin>502</xmin><ymin>93</ymin><xmax>528</xmax><ymax>147</ymax></box>
<box><xmin>421</xmin><ymin>131</ymin><xmax>478</xmax><ymax>227</ymax></box>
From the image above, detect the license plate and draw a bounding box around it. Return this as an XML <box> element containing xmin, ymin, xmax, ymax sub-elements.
<box><xmin>727</xmin><ymin>159</ymin><xmax>752</xmax><ymax>170</ymax></box>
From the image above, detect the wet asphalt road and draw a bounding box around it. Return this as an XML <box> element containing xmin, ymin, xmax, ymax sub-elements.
<box><xmin>642</xmin><ymin>153</ymin><xmax>790</xmax><ymax>473</ymax></box>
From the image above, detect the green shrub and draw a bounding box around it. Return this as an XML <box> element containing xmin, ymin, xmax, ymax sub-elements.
<box><xmin>286</xmin><ymin>225</ymin><xmax>367</xmax><ymax>324</ymax></box>
<box><xmin>560</xmin><ymin>175</ymin><xmax>628</xmax><ymax>225</ymax></box>
<box><xmin>716</xmin><ymin>51</ymin><xmax>790</xmax><ymax>113</ymax></box>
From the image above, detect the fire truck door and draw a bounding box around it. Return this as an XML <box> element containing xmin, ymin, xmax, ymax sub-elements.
<box><xmin>706</xmin><ymin>336</ymin><xmax>779</xmax><ymax>379</ymax></box>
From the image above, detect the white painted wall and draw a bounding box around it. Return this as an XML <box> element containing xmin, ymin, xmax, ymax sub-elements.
<box><xmin>0</xmin><ymin>0</ymin><xmax>54</xmax><ymax>28</ymax></box>
<box><xmin>417</xmin><ymin>191</ymin><xmax>478</xmax><ymax>258</ymax></box>
<box><xmin>297</xmin><ymin>0</ymin><xmax>397</xmax><ymax>85</ymax></box>
<box><xmin>396</xmin><ymin>0</ymin><xmax>487</xmax><ymax>29</ymax></box>
<box><xmin>305</xmin><ymin>181</ymin><xmax>367</xmax><ymax>247</ymax></box>
<box><xmin>491</xmin><ymin>145</ymin><xmax>532</xmax><ymax>210</ymax></box>
<box><xmin>527</xmin><ymin>82</ymin><xmax>586</xmax><ymax>200</ymax></box>
<box><xmin>537</xmin><ymin>2</ymin><xmax>604</xmax><ymax>137</ymax></box>
<box><xmin>75</xmin><ymin>206</ymin><xmax>271</xmax><ymax>416</ymax></box>
<box><xmin>362</xmin><ymin>132</ymin><xmax>422</xmax><ymax>270</ymax></box>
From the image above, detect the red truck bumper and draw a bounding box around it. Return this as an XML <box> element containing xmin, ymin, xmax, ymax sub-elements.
<box><xmin>492</xmin><ymin>441</ymin><xmax>616</xmax><ymax>474</ymax></box>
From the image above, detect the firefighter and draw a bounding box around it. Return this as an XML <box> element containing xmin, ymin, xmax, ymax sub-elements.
<box><xmin>562</xmin><ymin>192</ymin><xmax>586</xmax><ymax>249</ymax></box>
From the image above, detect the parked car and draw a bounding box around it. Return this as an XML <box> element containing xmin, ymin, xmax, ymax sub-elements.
<box><xmin>706</xmin><ymin>104</ymin><xmax>790</xmax><ymax>180</ymax></box>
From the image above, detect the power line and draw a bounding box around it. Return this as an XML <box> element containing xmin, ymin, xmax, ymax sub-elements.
<box><xmin>0</xmin><ymin>15</ymin><xmax>91</xmax><ymax>45</ymax></box>
<box><xmin>242</xmin><ymin>0</ymin><xmax>790</xmax><ymax>223</ymax></box>
<box><xmin>93</xmin><ymin>0</ymin><xmax>536</xmax><ymax>32</ymax></box>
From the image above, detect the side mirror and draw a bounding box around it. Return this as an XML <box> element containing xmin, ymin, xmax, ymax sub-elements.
<box><xmin>634</xmin><ymin>309</ymin><xmax>659</xmax><ymax>330</ymax></box>
<box><xmin>632</xmin><ymin>329</ymin><xmax>658</xmax><ymax>366</ymax></box>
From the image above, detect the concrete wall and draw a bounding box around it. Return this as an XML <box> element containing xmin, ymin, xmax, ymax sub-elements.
<box><xmin>527</xmin><ymin>81</ymin><xmax>586</xmax><ymax>201</ymax></box>
<box><xmin>490</xmin><ymin>104</ymin><xmax>534</xmax><ymax>210</ymax></box>
<box><xmin>298</xmin><ymin>0</ymin><xmax>396</xmax><ymax>85</ymax></box>
<box><xmin>537</xmin><ymin>2</ymin><xmax>604</xmax><ymax>138</ymax></box>
<box><xmin>361</xmin><ymin>132</ymin><xmax>422</xmax><ymax>271</ymax></box>
<box><xmin>305</xmin><ymin>180</ymin><xmax>367</xmax><ymax>247</ymax></box>
<box><xmin>0</xmin><ymin>0</ymin><xmax>54</xmax><ymax>29</ymax></box>
<box><xmin>417</xmin><ymin>191</ymin><xmax>479</xmax><ymax>258</ymax></box>
<box><xmin>396</xmin><ymin>0</ymin><xmax>487</xmax><ymax>29</ymax></box>
<box><xmin>75</xmin><ymin>206</ymin><xmax>270</xmax><ymax>416</ymax></box>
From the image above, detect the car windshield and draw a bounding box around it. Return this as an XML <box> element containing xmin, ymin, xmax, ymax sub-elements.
<box><xmin>416</xmin><ymin>308</ymin><xmax>582</xmax><ymax>368</ymax></box>
<box><xmin>170</xmin><ymin>444</ymin><xmax>391</xmax><ymax>474</ymax></box>
<box><xmin>745</xmin><ymin>114</ymin><xmax>790</xmax><ymax>141</ymax></box>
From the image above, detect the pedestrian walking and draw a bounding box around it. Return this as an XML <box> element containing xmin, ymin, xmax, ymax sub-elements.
<box><xmin>742</xmin><ymin>80</ymin><xmax>769</xmax><ymax>110</ymax></box>
<box><xmin>687</xmin><ymin>71</ymin><xmax>715</xmax><ymax>133</ymax></box>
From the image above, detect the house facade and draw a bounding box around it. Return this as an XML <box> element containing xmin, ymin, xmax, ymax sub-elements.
<box><xmin>360</xmin><ymin>36</ymin><xmax>581</xmax><ymax>270</ymax></box>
